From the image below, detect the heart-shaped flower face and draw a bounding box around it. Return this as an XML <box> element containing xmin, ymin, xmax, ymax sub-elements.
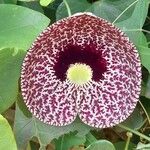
<box><xmin>21</xmin><ymin>13</ymin><xmax>141</xmax><ymax>128</ymax></box>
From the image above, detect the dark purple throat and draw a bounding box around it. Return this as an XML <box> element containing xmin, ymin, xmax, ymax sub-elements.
<box><xmin>54</xmin><ymin>44</ymin><xmax>107</xmax><ymax>81</ymax></box>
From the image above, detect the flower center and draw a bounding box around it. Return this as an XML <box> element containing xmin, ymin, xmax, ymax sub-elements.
<box><xmin>54</xmin><ymin>44</ymin><xmax>107</xmax><ymax>82</ymax></box>
<box><xmin>67</xmin><ymin>63</ymin><xmax>93</xmax><ymax>85</ymax></box>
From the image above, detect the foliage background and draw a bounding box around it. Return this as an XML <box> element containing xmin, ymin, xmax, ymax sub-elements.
<box><xmin>0</xmin><ymin>0</ymin><xmax>150</xmax><ymax>150</ymax></box>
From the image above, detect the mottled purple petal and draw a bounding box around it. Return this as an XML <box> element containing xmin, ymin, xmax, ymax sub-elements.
<box><xmin>21</xmin><ymin>13</ymin><xmax>141</xmax><ymax>128</ymax></box>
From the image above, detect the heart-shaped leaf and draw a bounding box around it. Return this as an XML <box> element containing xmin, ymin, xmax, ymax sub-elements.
<box><xmin>0</xmin><ymin>115</ymin><xmax>17</xmax><ymax>150</ymax></box>
<box><xmin>0</xmin><ymin>4</ymin><xmax>50</xmax><ymax>50</ymax></box>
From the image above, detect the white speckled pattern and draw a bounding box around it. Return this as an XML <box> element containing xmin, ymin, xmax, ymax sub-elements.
<box><xmin>21</xmin><ymin>13</ymin><xmax>141</xmax><ymax>128</ymax></box>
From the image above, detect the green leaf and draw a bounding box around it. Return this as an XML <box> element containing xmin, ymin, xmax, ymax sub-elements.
<box><xmin>141</xmin><ymin>75</ymin><xmax>150</xmax><ymax>99</ymax></box>
<box><xmin>71</xmin><ymin>146</ymin><xmax>84</xmax><ymax>150</ymax></box>
<box><xmin>140</xmin><ymin>97</ymin><xmax>150</xmax><ymax>116</ymax></box>
<box><xmin>116</xmin><ymin>0</ymin><xmax>149</xmax><ymax>29</ymax></box>
<box><xmin>86</xmin><ymin>0</ymin><xmax>136</xmax><ymax>22</ymax></box>
<box><xmin>116</xmin><ymin>0</ymin><xmax>150</xmax><ymax>72</ymax></box>
<box><xmin>18</xmin><ymin>0</ymin><xmax>38</xmax><ymax>1</ymax></box>
<box><xmin>40</xmin><ymin>0</ymin><xmax>54</xmax><ymax>7</ymax></box>
<box><xmin>134</xmin><ymin>34</ymin><xmax>150</xmax><ymax>72</ymax></box>
<box><xmin>0</xmin><ymin>0</ymin><xmax>17</xmax><ymax>4</ymax></box>
<box><xmin>17</xmin><ymin>1</ymin><xmax>44</xmax><ymax>14</ymax></box>
<box><xmin>146</xmin><ymin>33</ymin><xmax>150</xmax><ymax>43</ymax></box>
<box><xmin>85</xmin><ymin>132</ymin><xmax>97</xmax><ymax>146</ymax></box>
<box><xmin>116</xmin><ymin>0</ymin><xmax>149</xmax><ymax>45</ymax></box>
<box><xmin>56</xmin><ymin>0</ymin><xmax>91</xmax><ymax>20</ymax></box>
<box><xmin>139</xmin><ymin>47</ymin><xmax>150</xmax><ymax>73</ymax></box>
<box><xmin>45</xmin><ymin>0</ymin><xmax>62</xmax><ymax>23</ymax></box>
<box><xmin>14</xmin><ymin>103</ymin><xmax>93</xmax><ymax>149</ymax></box>
<box><xmin>0</xmin><ymin>48</ymin><xmax>26</xmax><ymax>113</ymax></box>
<box><xmin>86</xmin><ymin>140</ymin><xmax>115</xmax><ymax>150</ymax></box>
<box><xmin>17</xmin><ymin>94</ymin><xmax>32</xmax><ymax>118</ymax></box>
<box><xmin>56</xmin><ymin>0</ymin><xmax>137</xmax><ymax>22</ymax></box>
<box><xmin>0</xmin><ymin>114</ymin><xmax>17</xmax><ymax>150</ymax></box>
<box><xmin>132</xmin><ymin>33</ymin><xmax>150</xmax><ymax>72</ymax></box>
<box><xmin>114</xmin><ymin>141</ymin><xmax>135</xmax><ymax>150</ymax></box>
<box><xmin>0</xmin><ymin>4</ymin><xmax>50</xmax><ymax>50</ymax></box>
<box><xmin>55</xmin><ymin>132</ymin><xmax>86</xmax><ymax>150</ymax></box>
<box><xmin>118</xmin><ymin>108</ymin><xmax>144</xmax><ymax>131</ymax></box>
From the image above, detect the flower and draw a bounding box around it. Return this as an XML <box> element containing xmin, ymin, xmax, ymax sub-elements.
<box><xmin>21</xmin><ymin>13</ymin><xmax>141</xmax><ymax>128</ymax></box>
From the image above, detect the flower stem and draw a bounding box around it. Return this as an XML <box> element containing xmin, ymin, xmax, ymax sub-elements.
<box><xmin>124</xmin><ymin>132</ymin><xmax>132</xmax><ymax>150</ymax></box>
<box><xmin>63</xmin><ymin>0</ymin><xmax>71</xmax><ymax>17</ymax></box>
<box><xmin>117</xmin><ymin>124</ymin><xmax>150</xmax><ymax>142</ymax></box>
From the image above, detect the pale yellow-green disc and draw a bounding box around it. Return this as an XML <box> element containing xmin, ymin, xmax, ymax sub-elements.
<box><xmin>66</xmin><ymin>63</ymin><xmax>93</xmax><ymax>85</ymax></box>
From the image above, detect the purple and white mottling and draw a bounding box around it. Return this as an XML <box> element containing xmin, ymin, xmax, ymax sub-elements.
<box><xmin>21</xmin><ymin>13</ymin><xmax>141</xmax><ymax>128</ymax></box>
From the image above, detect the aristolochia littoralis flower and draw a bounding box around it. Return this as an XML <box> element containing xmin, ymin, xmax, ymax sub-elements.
<box><xmin>21</xmin><ymin>13</ymin><xmax>141</xmax><ymax>128</ymax></box>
